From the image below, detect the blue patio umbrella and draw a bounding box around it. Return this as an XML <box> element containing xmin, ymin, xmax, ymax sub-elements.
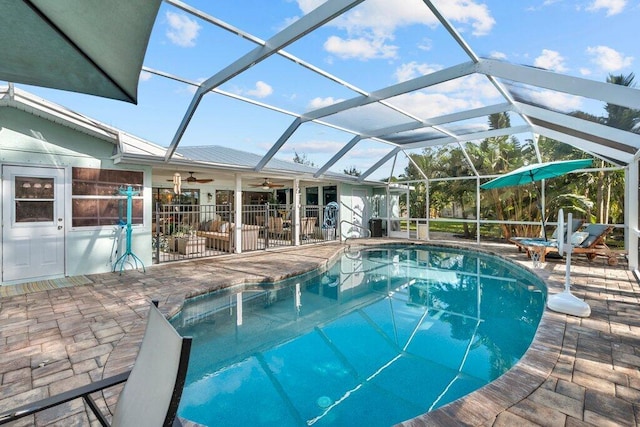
<box><xmin>481</xmin><ymin>159</ymin><xmax>593</xmax><ymax>239</ymax></box>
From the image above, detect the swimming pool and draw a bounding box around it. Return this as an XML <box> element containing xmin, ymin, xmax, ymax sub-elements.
<box><xmin>171</xmin><ymin>245</ymin><xmax>546</xmax><ymax>426</ymax></box>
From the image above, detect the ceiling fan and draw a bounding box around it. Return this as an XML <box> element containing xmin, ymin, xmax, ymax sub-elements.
<box><xmin>251</xmin><ymin>178</ymin><xmax>284</xmax><ymax>189</ymax></box>
<box><xmin>167</xmin><ymin>171</ymin><xmax>214</xmax><ymax>184</ymax></box>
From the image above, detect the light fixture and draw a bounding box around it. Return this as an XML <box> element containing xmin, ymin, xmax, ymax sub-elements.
<box><xmin>33</xmin><ymin>183</ymin><xmax>42</xmax><ymax>189</ymax></box>
<box><xmin>207</xmin><ymin>192</ymin><xmax>213</xmax><ymax>202</ymax></box>
<box><xmin>22</xmin><ymin>182</ymin><xmax>31</xmax><ymax>188</ymax></box>
<box><xmin>173</xmin><ymin>173</ymin><xmax>181</xmax><ymax>195</ymax></box>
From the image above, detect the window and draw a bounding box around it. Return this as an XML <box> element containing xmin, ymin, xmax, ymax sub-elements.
<box><xmin>15</xmin><ymin>177</ymin><xmax>54</xmax><ymax>222</ymax></box>
<box><xmin>276</xmin><ymin>189</ymin><xmax>292</xmax><ymax>204</ymax></box>
<box><xmin>323</xmin><ymin>185</ymin><xmax>337</xmax><ymax>205</ymax></box>
<box><xmin>306</xmin><ymin>187</ymin><xmax>318</xmax><ymax>205</ymax></box>
<box><xmin>72</xmin><ymin>167</ymin><xmax>143</xmax><ymax>227</ymax></box>
<box><xmin>243</xmin><ymin>191</ymin><xmax>269</xmax><ymax>205</ymax></box>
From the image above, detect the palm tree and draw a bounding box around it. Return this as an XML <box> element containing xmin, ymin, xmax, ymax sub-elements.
<box><xmin>573</xmin><ymin>73</ymin><xmax>640</xmax><ymax>223</ymax></box>
<box><xmin>605</xmin><ymin>73</ymin><xmax>640</xmax><ymax>133</ymax></box>
<box><xmin>471</xmin><ymin>112</ymin><xmax>528</xmax><ymax>239</ymax></box>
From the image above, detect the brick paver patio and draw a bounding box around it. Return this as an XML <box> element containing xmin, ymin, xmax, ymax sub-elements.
<box><xmin>0</xmin><ymin>240</ymin><xmax>638</xmax><ymax>426</ymax></box>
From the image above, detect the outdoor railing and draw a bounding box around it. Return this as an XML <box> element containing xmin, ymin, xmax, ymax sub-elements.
<box><xmin>340</xmin><ymin>219</ymin><xmax>371</xmax><ymax>244</ymax></box>
<box><xmin>153</xmin><ymin>202</ymin><xmax>340</xmax><ymax>263</ymax></box>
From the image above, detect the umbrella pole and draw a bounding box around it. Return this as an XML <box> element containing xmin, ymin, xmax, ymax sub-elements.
<box><xmin>531</xmin><ymin>177</ymin><xmax>548</xmax><ymax>241</ymax></box>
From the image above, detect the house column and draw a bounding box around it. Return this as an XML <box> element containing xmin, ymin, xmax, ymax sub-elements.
<box><xmin>625</xmin><ymin>160</ymin><xmax>639</xmax><ymax>271</ymax></box>
<box><xmin>294</xmin><ymin>178</ymin><xmax>301</xmax><ymax>246</ymax></box>
<box><xmin>234</xmin><ymin>174</ymin><xmax>242</xmax><ymax>253</ymax></box>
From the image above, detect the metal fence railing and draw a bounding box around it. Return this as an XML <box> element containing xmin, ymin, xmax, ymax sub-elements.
<box><xmin>153</xmin><ymin>203</ymin><xmax>340</xmax><ymax>263</ymax></box>
<box><xmin>153</xmin><ymin>203</ymin><xmax>234</xmax><ymax>263</ymax></box>
<box><xmin>300</xmin><ymin>204</ymin><xmax>339</xmax><ymax>245</ymax></box>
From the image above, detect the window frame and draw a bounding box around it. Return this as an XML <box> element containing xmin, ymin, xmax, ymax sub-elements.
<box><xmin>71</xmin><ymin>167</ymin><xmax>144</xmax><ymax>228</ymax></box>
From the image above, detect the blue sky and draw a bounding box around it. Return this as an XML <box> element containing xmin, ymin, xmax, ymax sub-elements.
<box><xmin>9</xmin><ymin>0</ymin><xmax>639</xmax><ymax>180</ymax></box>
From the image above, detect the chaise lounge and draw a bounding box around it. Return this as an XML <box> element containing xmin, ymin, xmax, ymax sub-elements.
<box><xmin>518</xmin><ymin>223</ymin><xmax>618</xmax><ymax>265</ymax></box>
<box><xmin>510</xmin><ymin>218</ymin><xmax>584</xmax><ymax>254</ymax></box>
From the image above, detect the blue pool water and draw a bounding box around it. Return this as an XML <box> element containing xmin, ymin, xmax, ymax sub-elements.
<box><xmin>171</xmin><ymin>245</ymin><xmax>546</xmax><ymax>426</ymax></box>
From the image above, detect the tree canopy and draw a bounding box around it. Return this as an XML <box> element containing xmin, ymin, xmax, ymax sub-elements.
<box><xmin>395</xmin><ymin>73</ymin><xmax>637</xmax><ymax>239</ymax></box>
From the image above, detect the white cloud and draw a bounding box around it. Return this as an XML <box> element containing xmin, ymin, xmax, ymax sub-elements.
<box><xmin>139</xmin><ymin>71</ymin><xmax>153</xmax><ymax>82</ymax></box>
<box><xmin>434</xmin><ymin>74</ymin><xmax>499</xmax><ymax>99</ymax></box>
<box><xmin>308</xmin><ymin>96</ymin><xmax>345</xmax><ymax>110</ymax></box>
<box><xmin>586</xmin><ymin>45</ymin><xmax>633</xmax><ymax>72</ymax></box>
<box><xmin>534</xmin><ymin>49</ymin><xmax>568</xmax><ymax>72</ymax></box>
<box><xmin>587</xmin><ymin>0</ymin><xmax>627</xmax><ymax>16</ymax></box>
<box><xmin>528</xmin><ymin>89</ymin><xmax>583</xmax><ymax>111</ymax></box>
<box><xmin>579</xmin><ymin>67</ymin><xmax>592</xmax><ymax>76</ymax></box>
<box><xmin>297</xmin><ymin>0</ymin><xmax>495</xmax><ymax>61</ymax></box>
<box><xmin>489</xmin><ymin>51</ymin><xmax>507</xmax><ymax>60</ymax></box>
<box><xmin>394</xmin><ymin>62</ymin><xmax>441</xmax><ymax>82</ymax></box>
<box><xmin>246</xmin><ymin>81</ymin><xmax>273</xmax><ymax>98</ymax></box>
<box><xmin>324</xmin><ymin>35</ymin><xmax>398</xmax><ymax>60</ymax></box>
<box><xmin>296</xmin><ymin>0</ymin><xmax>325</xmax><ymax>14</ymax></box>
<box><xmin>326</xmin><ymin>0</ymin><xmax>494</xmax><ymax>37</ymax></box>
<box><xmin>392</xmin><ymin>91</ymin><xmax>483</xmax><ymax>119</ymax></box>
<box><xmin>418</xmin><ymin>38</ymin><xmax>433</xmax><ymax>51</ymax></box>
<box><xmin>166</xmin><ymin>12</ymin><xmax>201</xmax><ymax>47</ymax></box>
<box><xmin>389</xmin><ymin>74</ymin><xmax>501</xmax><ymax>118</ymax></box>
<box><xmin>436</xmin><ymin>0</ymin><xmax>495</xmax><ymax>36</ymax></box>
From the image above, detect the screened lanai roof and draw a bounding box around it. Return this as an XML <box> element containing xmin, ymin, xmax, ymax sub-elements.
<box><xmin>153</xmin><ymin>0</ymin><xmax>640</xmax><ymax>181</ymax></box>
<box><xmin>1</xmin><ymin>0</ymin><xmax>639</xmax><ymax>181</ymax></box>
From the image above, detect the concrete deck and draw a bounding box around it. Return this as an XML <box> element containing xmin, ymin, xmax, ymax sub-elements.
<box><xmin>0</xmin><ymin>240</ymin><xmax>638</xmax><ymax>426</ymax></box>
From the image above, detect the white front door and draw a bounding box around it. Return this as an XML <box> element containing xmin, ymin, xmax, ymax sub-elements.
<box><xmin>2</xmin><ymin>166</ymin><xmax>65</xmax><ymax>282</ymax></box>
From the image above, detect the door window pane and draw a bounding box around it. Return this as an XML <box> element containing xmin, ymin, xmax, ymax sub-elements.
<box><xmin>15</xmin><ymin>201</ymin><xmax>54</xmax><ymax>222</ymax></box>
<box><xmin>14</xmin><ymin>177</ymin><xmax>55</xmax><ymax>222</ymax></box>
<box><xmin>15</xmin><ymin>177</ymin><xmax>54</xmax><ymax>199</ymax></box>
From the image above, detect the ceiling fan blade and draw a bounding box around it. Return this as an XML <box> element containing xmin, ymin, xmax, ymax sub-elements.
<box><xmin>269</xmin><ymin>183</ymin><xmax>284</xmax><ymax>188</ymax></box>
<box><xmin>195</xmin><ymin>179</ymin><xmax>214</xmax><ymax>183</ymax></box>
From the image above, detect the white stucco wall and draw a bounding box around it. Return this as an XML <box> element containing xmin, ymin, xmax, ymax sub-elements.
<box><xmin>0</xmin><ymin>107</ymin><xmax>152</xmax><ymax>282</ymax></box>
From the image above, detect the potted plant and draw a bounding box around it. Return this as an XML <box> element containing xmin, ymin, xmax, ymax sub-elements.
<box><xmin>168</xmin><ymin>224</ymin><xmax>196</xmax><ymax>252</ymax></box>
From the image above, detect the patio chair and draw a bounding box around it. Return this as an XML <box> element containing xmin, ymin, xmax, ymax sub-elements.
<box><xmin>268</xmin><ymin>216</ymin><xmax>291</xmax><ymax>240</ymax></box>
<box><xmin>300</xmin><ymin>217</ymin><xmax>317</xmax><ymax>240</ymax></box>
<box><xmin>0</xmin><ymin>301</ymin><xmax>192</xmax><ymax>427</ymax></box>
<box><xmin>510</xmin><ymin>218</ymin><xmax>584</xmax><ymax>253</ymax></box>
<box><xmin>520</xmin><ymin>223</ymin><xmax>618</xmax><ymax>265</ymax></box>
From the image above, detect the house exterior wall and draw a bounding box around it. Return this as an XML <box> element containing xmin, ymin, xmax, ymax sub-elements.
<box><xmin>0</xmin><ymin>107</ymin><xmax>152</xmax><ymax>283</ymax></box>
